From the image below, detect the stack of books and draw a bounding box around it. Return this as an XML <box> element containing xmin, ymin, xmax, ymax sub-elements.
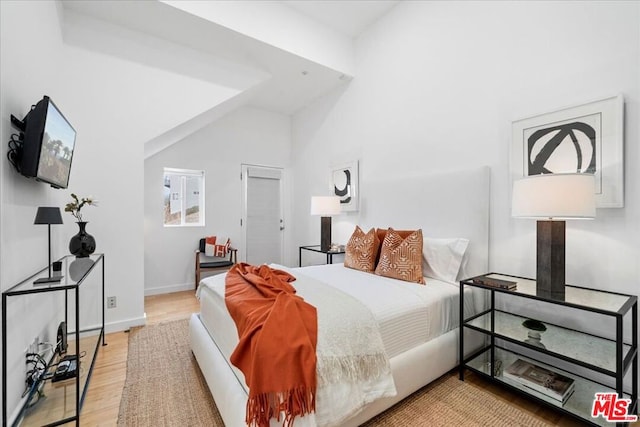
<box><xmin>502</xmin><ymin>358</ymin><xmax>575</xmax><ymax>406</ymax></box>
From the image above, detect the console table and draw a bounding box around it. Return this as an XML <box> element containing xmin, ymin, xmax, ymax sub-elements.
<box><xmin>2</xmin><ymin>254</ymin><xmax>106</xmax><ymax>426</ymax></box>
<box><xmin>459</xmin><ymin>272</ymin><xmax>637</xmax><ymax>426</ymax></box>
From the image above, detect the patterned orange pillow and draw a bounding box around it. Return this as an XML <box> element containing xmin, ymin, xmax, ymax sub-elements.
<box><xmin>375</xmin><ymin>228</ymin><xmax>415</xmax><ymax>264</ymax></box>
<box><xmin>344</xmin><ymin>226</ymin><xmax>380</xmax><ymax>272</ymax></box>
<box><xmin>375</xmin><ymin>228</ymin><xmax>424</xmax><ymax>284</ymax></box>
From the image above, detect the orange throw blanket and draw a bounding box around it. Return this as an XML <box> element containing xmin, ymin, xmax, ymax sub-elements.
<box><xmin>225</xmin><ymin>263</ymin><xmax>318</xmax><ymax>427</ymax></box>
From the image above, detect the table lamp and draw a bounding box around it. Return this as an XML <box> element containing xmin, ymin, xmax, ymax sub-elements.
<box><xmin>310</xmin><ymin>196</ymin><xmax>341</xmax><ymax>251</ymax></box>
<box><xmin>512</xmin><ymin>173</ymin><xmax>596</xmax><ymax>299</ymax></box>
<box><xmin>34</xmin><ymin>206</ymin><xmax>64</xmax><ymax>284</ymax></box>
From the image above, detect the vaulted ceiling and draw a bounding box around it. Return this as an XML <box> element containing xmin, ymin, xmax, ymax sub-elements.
<box><xmin>58</xmin><ymin>0</ymin><xmax>398</xmax><ymax>158</ymax></box>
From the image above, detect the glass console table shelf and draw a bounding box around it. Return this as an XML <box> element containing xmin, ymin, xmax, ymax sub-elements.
<box><xmin>20</xmin><ymin>328</ymin><xmax>102</xmax><ymax>427</ymax></box>
<box><xmin>481</xmin><ymin>273</ymin><xmax>633</xmax><ymax>313</ymax></box>
<box><xmin>466</xmin><ymin>310</ymin><xmax>632</xmax><ymax>373</ymax></box>
<box><xmin>2</xmin><ymin>254</ymin><xmax>106</xmax><ymax>427</ymax></box>
<box><xmin>459</xmin><ymin>272</ymin><xmax>638</xmax><ymax>426</ymax></box>
<box><xmin>466</xmin><ymin>347</ymin><xmax>631</xmax><ymax>427</ymax></box>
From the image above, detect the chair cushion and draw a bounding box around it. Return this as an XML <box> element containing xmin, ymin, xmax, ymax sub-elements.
<box><xmin>200</xmin><ymin>260</ymin><xmax>234</xmax><ymax>269</ymax></box>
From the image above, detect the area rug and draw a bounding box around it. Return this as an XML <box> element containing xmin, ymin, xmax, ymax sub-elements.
<box><xmin>117</xmin><ymin>319</ymin><xmax>223</xmax><ymax>426</ymax></box>
<box><xmin>118</xmin><ymin>319</ymin><xmax>551</xmax><ymax>426</ymax></box>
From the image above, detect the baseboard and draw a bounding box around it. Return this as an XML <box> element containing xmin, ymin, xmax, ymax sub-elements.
<box><xmin>144</xmin><ymin>282</ymin><xmax>193</xmax><ymax>296</ymax></box>
<box><xmin>105</xmin><ymin>314</ymin><xmax>146</xmax><ymax>334</ymax></box>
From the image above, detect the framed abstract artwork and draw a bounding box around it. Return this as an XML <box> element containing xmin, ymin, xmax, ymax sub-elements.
<box><xmin>331</xmin><ymin>161</ymin><xmax>359</xmax><ymax>212</ymax></box>
<box><xmin>511</xmin><ymin>95</ymin><xmax>624</xmax><ymax>208</ymax></box>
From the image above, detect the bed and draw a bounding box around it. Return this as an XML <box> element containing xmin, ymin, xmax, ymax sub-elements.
<box><xmin>190</xmin><ymin>167</ymin><xmax>490</xmax><ymax>426</ymax></box>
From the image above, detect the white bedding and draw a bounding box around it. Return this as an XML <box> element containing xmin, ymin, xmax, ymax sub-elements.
<box><xmin>197</xmin><ymin>263</ymin><xmax>475</xmax><ymax>391</ymax></box>
<box><xmin>297</xmin><ymin>263</ymin><xmax>475</xmax><ymax>357</ymax></box>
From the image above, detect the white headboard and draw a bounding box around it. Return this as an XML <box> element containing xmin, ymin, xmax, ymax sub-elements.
<box><xmin>356</xmin><ymin>166</ymin><xmax>490</xmax><ymax>279</ymax></box>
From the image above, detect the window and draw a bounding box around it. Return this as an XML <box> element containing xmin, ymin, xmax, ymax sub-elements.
<box><xmin>163</xmin><ymin>168</ymin><xmax>205</xmax><ymax>226</ymax></box>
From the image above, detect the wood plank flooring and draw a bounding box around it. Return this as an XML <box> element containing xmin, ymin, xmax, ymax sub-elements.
<box><xmin>78</xmin><ymin>290</ymin><xmax>581</xmax><ymax>426</ymax></box>
<box><xmin>80</xmin><ymin>291</ymin><xmax>199</xmax><ymax>425</ymax></box>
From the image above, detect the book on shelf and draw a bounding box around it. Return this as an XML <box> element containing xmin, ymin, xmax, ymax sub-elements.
<box><xmin>471</xmin><ymin>276</ymin><xmax>517</xmax><ymax>290</ymax></box>
<box><xmin>501</xmin><ymin>375</ymin><xmax>575</xmax><ymax>407</ymax></box>
<box><xmin>503</xmin><ymin>358</ymin><xmax>575</xmax><ymax>403</ymax></box>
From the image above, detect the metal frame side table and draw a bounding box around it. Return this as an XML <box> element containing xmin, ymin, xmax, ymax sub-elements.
<box><xmin>298</xmin><ymin>245</ymin><xmax>345</xmax><ymax>267</ymax></box>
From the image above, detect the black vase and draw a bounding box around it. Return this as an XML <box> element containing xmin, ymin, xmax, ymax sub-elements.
<box><xmin>69</xmin><ymin>221</ymin><xmax>96</xmax><ymax>258</ymax></box>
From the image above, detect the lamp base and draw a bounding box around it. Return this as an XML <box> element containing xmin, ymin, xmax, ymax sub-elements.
<box><xmin>536</xmin><ymin>220</ymin><xmax>565</xmax><ymax>300</ymax></box>
<box><xmin>34</xmin><ymin>275</ymin><xmax>63</xmax><ymax>285</ymax></box>
<box><xmin>320</xmin><ymin>216</ymin><xmax>332</xmax><ymax>252</ymax></box>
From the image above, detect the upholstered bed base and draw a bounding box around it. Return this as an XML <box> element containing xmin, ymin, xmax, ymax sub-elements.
<box><xmin>189</xmin><ymin>312</ymin><xmax>482</xmax><ymax>427</ymax></box>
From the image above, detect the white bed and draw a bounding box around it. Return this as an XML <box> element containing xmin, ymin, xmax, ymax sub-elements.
<box><xmin>190</xmin><ymin>167</ymin><xmax>490</xmax><ymax>426</ymax></box>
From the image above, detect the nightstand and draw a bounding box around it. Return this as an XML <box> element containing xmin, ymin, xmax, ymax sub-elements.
<box><xmin>459</xmin><ymin>272</ymin><xmax>637</xmax><ymax>426</ymax></box>
<box><xmin>298</xmin><ymin>245</ymin><xmax>345</xmax><ymax>267</ymax></box>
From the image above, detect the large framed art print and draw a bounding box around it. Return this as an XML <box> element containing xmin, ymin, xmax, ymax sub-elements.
<box><xmin>511</xmin><ymin>95</ymin><xmax>624</xmax><ymax>208</ymax></box>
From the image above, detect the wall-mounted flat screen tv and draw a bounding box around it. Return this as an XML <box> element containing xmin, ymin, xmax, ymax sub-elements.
<box><xmin>9</xmin><ymin>96</ymin><xmax>76</xmax><ymax>189</ymax></box>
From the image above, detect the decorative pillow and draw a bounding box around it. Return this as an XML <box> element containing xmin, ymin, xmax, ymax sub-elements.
<box><xmin>375</xmin><ymin>228</ymin><xmax>424</xmax><ymax>284</ymax></box>
<box><xmin>204</xmin><ymin>236</ymin><xmax>230</xmax><ymax>258</ymax></box>
<box><xmin>375</xmin><ymin>228</ymin><xmax>415</xmax><ymax>245</ymax></box>
<box><xmin>344</xmin><ymin>226</ymin><xmax>380</xmax><ymax>272</ymax></box>
<box><xmin>422</xmin><ymin>237</ymin><xmax>469</xmax><ymax>284</ymax></box>
<box><xmin>374</xmin><ymin>228</ymin><xmax>414</xmax><ymax>264</ymax></box>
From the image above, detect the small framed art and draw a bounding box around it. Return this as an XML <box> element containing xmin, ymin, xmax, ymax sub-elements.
<box><xmin>511</xmin><ymin>95</ymin><xmax>624</xmax><ymax>208</ymax></box>
<box><xmin>331</xmin><ymin>160</ymin><xmax>359</xmax><ymax>212</ymax></box>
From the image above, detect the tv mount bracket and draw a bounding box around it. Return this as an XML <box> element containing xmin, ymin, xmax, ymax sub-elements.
<box><xmin>10</xmin><ymin>114</ymin><xmax>25</xmax><ymax>132</ymax></box>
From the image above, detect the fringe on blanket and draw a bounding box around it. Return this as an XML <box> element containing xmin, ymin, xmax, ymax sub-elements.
<box><xmin>317</xmin><ymin>353</ymin><xmax>391</xmax><ymax>386</ymax></box>
<box><xmin>246</xmin><ymin>386</ymin><xmax>316</xmax><ymax>427</ymax></box>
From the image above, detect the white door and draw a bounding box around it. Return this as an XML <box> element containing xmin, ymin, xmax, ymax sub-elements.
<box><xmin>242</xmin><ymin>165</ymin><xmax>284</xmax><ymax>265</ymax></box>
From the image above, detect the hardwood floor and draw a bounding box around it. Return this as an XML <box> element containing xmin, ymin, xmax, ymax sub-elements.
<box><xmin>80</xmin><ymin>291</ymin><xmax>199</xmax><ymax>426</ymax></box>
<box><xmin>80</xmin><ymin>290</ymin><xmax>582</xmax><ymax>426</ymax></box>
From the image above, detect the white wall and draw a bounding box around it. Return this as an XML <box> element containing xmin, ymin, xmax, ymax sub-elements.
<box><xmin>1</xmin><ymin>1</ymin><xmax>232</xmax><ymax>421</ymax></box>
<box><xmin>0</xmin><ymin>1</ymin><xmax>146</xmax><ymax>419</ymax></box>
<box><xmin>291</xmin><ymin>0</ymin><xmax>639</xmax><ymax>390</ymax></box>
<box><xmin>53</xmin><ymin>27</ymin><xmax>238</xmax><ymax>328</ymax></box>
<box><xmin>0</xmin><ymin>2</ymin><xmax>67</xmax><ymax>420</ymax></box>
<box><xmin>144</xmin><ymin>106</ymin><xmax>292</xmax><ymax>294</ymax></box>
<box><xmin>292</xmin><ymin>0</ymin><xmax>639</xmax><ymax>294</ymax></box>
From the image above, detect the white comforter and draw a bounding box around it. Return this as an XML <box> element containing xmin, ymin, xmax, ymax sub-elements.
<box><xmin>197</xmin><ymin>263</ymin><xmax>469</xmax><ymax>426</ymax></box>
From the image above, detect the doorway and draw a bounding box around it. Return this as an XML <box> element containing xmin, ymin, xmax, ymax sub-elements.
<box><xmin>241</xmin><ymin>164</ymin><xmax>284</xmax><ymax>265</ymax></box>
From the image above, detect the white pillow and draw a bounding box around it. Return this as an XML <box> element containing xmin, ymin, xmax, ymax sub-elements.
<box><xmin>422</xmin><ymin>237</ymin><xmax>469</xmax><ymax>284</ymax></box>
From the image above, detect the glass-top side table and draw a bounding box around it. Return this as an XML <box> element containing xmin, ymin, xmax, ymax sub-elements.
<box><xmin>298</xmin><ymin>245</ymin><xmax>345</xmax><ymax>267</ymax></box>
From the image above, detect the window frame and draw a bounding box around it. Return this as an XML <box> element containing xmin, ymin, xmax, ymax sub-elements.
<box><xmin>163</xmin><ymin>167</ymin><xmax>205</xmax><ymax>227</ymax></box>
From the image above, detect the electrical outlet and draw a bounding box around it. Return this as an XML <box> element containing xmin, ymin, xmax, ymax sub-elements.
<box><xmin>107</xmin><ymin>296</ymin><xmax>117</xmax><ymax>309</ymax></box>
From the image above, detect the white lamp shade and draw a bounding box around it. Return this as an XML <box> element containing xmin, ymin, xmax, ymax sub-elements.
<box><xmin>512</xmin><ymin>173</ymin><xmax>596</xmax><ymax>219</ymax></box>
<box><xmin>310</xmin><ymin>196</ymin><xmax>341</xmax><ymax>216</ymax></box>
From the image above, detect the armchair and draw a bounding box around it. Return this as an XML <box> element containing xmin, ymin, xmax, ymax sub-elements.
<box><xmin>195</xmin><ymin>237</ymin><xmax>237</xmax><ymax>288</ymax></box>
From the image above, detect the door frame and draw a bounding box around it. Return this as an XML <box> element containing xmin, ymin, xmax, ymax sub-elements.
<box><xmin>240</xmin><ymin>163</ymin><xmax>285</xmax><ymax>264</ymax></box>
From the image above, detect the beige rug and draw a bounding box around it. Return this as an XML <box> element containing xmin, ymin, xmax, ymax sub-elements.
<box><xmin>117</xmin><ymin>319</ymin><xmax>224</xmax><ymax>426</ymax></box>
<box><xmin>118</xmin><ymin>319</ymin><xmax>551</xmax><ymax>426</ymax></box>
